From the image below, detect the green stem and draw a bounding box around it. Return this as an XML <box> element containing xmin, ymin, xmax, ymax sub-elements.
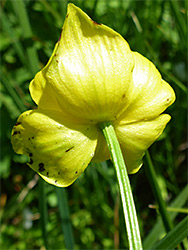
<box><xmin>145</xmin><ymin>150</ymin><xmax>174</xmax><ymax>232</ymax></box>
<box><xmin>100</xmin><ymin>122</ymin><xmax>143</xmax><ymax>250</ymax></box>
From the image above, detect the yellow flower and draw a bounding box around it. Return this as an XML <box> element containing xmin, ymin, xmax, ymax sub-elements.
<box><xmin>11</xmin><ymin>4</ymin><xmax>175</xmax><ymax>187</ymax></box>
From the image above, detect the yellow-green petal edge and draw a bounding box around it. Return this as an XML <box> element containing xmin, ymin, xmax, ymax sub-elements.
<box><xmin>11</xmin><ymin>109</ymin><xmax>98</xmax><ymax>187</ymax></box>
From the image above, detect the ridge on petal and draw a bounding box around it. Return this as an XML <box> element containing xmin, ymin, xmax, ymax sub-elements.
<box><xmin>116</xmin><ymin>52</ymin><xmax>176</xmax><ymax>124</ymax></box>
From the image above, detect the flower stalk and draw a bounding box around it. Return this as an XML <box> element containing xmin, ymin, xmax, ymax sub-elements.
<box><xmin>100</xmin><ymin>122</ymin><xmax>143</xmax><ymax>250</ymax></box>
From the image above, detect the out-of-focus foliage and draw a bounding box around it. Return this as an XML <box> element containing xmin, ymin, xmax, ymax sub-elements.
<box><xmin>0</xmin><ymin>0</ymin><xmax>187</xmax><ymax>249</ymax></box>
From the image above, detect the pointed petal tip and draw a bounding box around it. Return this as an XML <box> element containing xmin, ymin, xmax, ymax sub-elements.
<box><xmin>66</xmin><ymin>2</ymin><xmax>128</xmax><ymax>40</ymax></box>
<box><xmin>128</xmin><ymin>163</ymin><xmax>143</xmax><ymax>174</ymax></box>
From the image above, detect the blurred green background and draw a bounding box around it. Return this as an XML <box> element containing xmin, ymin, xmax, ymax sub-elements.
<box><xmin>0</xmin><ymin>0</ymin><xmax>187</xmax><ymax>249</ymax></box>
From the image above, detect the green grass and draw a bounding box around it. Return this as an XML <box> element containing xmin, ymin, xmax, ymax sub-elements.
<box><xmin>0</xmin><ymin>0</ymin><xmax>187</xmax><ymax>249</ymax></box>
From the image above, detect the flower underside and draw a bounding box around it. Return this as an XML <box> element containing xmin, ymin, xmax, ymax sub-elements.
<box><xmin>11</xmin><ymin>4</ymin><xmax>175</xmax><ymax>187</ymax></box>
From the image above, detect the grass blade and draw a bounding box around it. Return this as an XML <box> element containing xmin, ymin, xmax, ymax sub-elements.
<box><xmin>151</xmin><ymin>216</ymin><xmax>188</xmax><ymax>250</ymax></box>
<box><xmin>56</xmin><ymin>187</ymin><xmax>75</xmax><ymax>250</ymax></box>
<box><xmin>0</xmin><ymin>9</ymin><xmax>29</xmax><ymax>69</ymax></box>
<box><xmin>0</xmin><ymin>72</ymin><xmax>26</xmax><ymax>112</ymax></box>
<box><xmin>143</xmin><ymin>184</ymin><xmax>188</xmax><ymax>249</ymax></box>
<box><xmin>145</xmin><ymin>151</ymin><xmax>173</xmax><ymax>232</ymax></box>
<box><xmin>169</xmin><ymin>0</ymin><xmax>187</xmax><ymax>48</ymax></box>
<box><xmin>11</xmin><ymin>0</ymin><xmax>40</xmax><ymax>75</ymax></box>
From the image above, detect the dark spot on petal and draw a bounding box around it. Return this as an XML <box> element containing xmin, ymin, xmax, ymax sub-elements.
<box><xmin>46</xmin><ymin>172</ymin><xmax>49</xmax><ymax>176</ymax></box>
<box><xmin>166</xmin><ymin>98</ymin><xmax>169</xmax><ymax>102</ymax></box>
<box><xmin>29</xmin><ymin>158</ymin><xmax>33</xmax><ymax>164</ymax></box>
<box><xmin>90</xmin><ymin>19</ymin><xmax>101</xmax><ymax>25</ymax></box>
<box><xmin>31</xmin><ymin>136</ymin><xmax>34</xmax><ymax>139</ymax></box>
<box><xmin>15</xmin><ymin>122</ymin><xmax>21</xmax><ymax>126</ymax></box>
<box><xmin>65</xmin><ymin>146</ymin><xmax>74</xmax><ymax>152</ymax></box>
<box><xmin>29</xmin><ymin>153</ymin><xmax>33</xmax><ymax>157</ymax></box>
<box><xmin>12</xmin><ymin>131</ymin><xmax>20</xmax><ymax>136</ymax></box>
<box><xmin>66</xmin><ymin>14</ymin><xmax>69</xmax><ymax>18</ymax></box>
<box><xmin>75</xmin><ymin>171</ymin><xmax>78</xmax><ymax>174</ymax></box>
<box><xmin>28</xmin><ymin>138</ymin><xmax>30</xmax><ymax>140</ymax></box>
<box><xmin>55</xmin><ymin>180</ymin><xmax>57</xmax><ymax>184</ymax></box>
<box><xmin>122</xmin><ymin>93</ymin><xmax>125</xmax><ymax>99</ymax></box>
<box><xmin>56</xmin><ymin>59</ymin><xmax>59</xmax><ymax>63</ymax></box>
<box><xmin>58</xmin><ymin>172</ymin><xmax>60</xmax><ymax>175</ymax></box>
<box><xmin>38</xmin><ymin>163</ymin><xmax>45</xmax><ymax>172</ymax></box>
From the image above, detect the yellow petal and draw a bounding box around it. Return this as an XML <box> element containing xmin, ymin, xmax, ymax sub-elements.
<box><xmin>115</xmin><ymin>114</ymin><xmax>171</xmax><ymax>174</ymax></box>
<box><xmin>92</xmin><ymin>128</ymin><xmax>110</xmax><ymax>162</ymax></box>
<box><xmin>30</xmin><ymin>3</ymin><xmax>134</xmax><ymax>123</ymax></box>
<box><xmin>117</xmin><ymin>52</ymin><xmax>175</xmax><ymax>123</ymax></box>
<box><xmin>29</xmin><ymin>43</ymin><xmax>66</xmax><ymax>112</ymax></box>
<box><xmin>11</xmin><ymin>109</ymin><xmax>98</xmax><ymax>187</ymax></box>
